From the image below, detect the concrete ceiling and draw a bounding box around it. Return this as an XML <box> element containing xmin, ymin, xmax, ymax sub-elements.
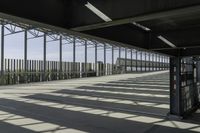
<box><xmin>0</xmin><ymin>0</ymin><xmax>200</xmax><ymax>56</ymax></box>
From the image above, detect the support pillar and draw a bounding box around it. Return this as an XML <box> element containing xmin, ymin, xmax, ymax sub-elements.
<box><xmin>140</xmin><ymin>52</ymin><xmax>142</xmax><ymax>72</ymax></box>
<box><xmin>112</xmin><ymin>46</ymin><xmax>114</xmax><ymax>74</ymax></box>
<box><xmin>95</xmin><ymin>43</ymin><xmax>97</xmax><ymax>76</ymax></box>
<box><xmin>156</xmin><ymin>54</ymin><xmax>158</xmax><ymax>71</ymax></box>
<box><xmin>1</xmin><ymin>25</ymin><xmax>4</xmax><ymax>76</ymax></box>
<box><xmin>161</xmin><ymin>55</ymin><xmax>162</xmax><ymax>70</ymax></box>
<box><xmin>136</xmin><ymin>51</ymin><xmax>138</xmax><ymax>72</ymax></box>
<box><xmin>131</xmin><ymin>49</ymin><xmax>133</xmax><ymax>72</ymax></box>
<box><xmin>73</xmin><ymin>37</ymin><xmax>76</xmax><ymax>78</ymax></box>
<box><xmin>24</xmin><ymin>30</ymin><xmax>28</xmax><ymax>83</ymax></box>
<box><xmin>159</xmin><ymin>55</ymin><xmax>161</xmax><ymax>71</ymax></box>
<box><xmin>59</xmin><ymin>36</ymin><xmax>62</xmax><ymax>79</ymax></box>
<box><xmin>152</xmin><ymin>54</ymin><xmax>154</xmax><ymax>71</ymax></box>
<box><xmin>149</xmin><ymin>53</ymin><xmax>151</xmax><ymax>71</ymax></box>
<box><xmin>104</xmin><ymin>44</ymin><xmax>106</xmax><ymax>75</ymax></box>
<box><xmin>43</xmin><ymin>34</ymin><xmax>46</xmax><ymax>81</ymax></box>
<box><xmin>145</xmin><ymin>52</ymin><xmax>147</xmax><ymax>72</ymax></box>
<box><xmin>169</xmin><ymin>56</ymin><xmax>183</xmax><ymax>117</ymax></box>
<box><xmin>85</xmin><ymin>40</ymin><xmax>87</xmax><ymax>77</ymax></box>
<box><xmin>119</xmin><ymin>47</ymin><xmax>121</xmax><ymax>73</ymax></box>
<box><xmin>125</xmin><ymin>48</ymin><xmax>127</xmax><ymax>73</ymax></box>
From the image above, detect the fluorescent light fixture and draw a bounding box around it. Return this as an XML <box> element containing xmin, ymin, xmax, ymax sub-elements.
<box><xmin>85</xmin><ymin>2</ymin><xmax>112</xmax><ymax>22</ymax></box>
<box><xmin>157</xmin><ymin>35</ymin><xmax>176</xmax><ymax>48</ymax></box>
<box><xmin>132</xmin><ymin>22</ymin><xmax>151</xmax><ymax>31</ymax></box>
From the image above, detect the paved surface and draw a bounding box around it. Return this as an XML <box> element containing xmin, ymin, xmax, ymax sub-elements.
<box><xmin>0</xmin><ymin>71</ymin><xmax>199</xmax><ymax>133</ymax></box>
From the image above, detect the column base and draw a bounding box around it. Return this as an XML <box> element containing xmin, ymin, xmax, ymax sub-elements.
<box><xmin>167</xmin><ymin>113</ymin><xmax>183</xmax><ymax>120</ymax></box>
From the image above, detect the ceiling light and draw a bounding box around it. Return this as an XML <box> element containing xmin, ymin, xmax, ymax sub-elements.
<box><xmin>132</xmin><ymin>22</ymin><xmax>151</xmax><ymax>31</ymax></box>
<box><xmin>157</xmin><ymin>35</ymin><xmax>176</xmax><ymax>48</ymax></box>
<box><xmin>85</xmin><ymin>2</ymin><xmax>112</xmax><ymax>22</ymax></box>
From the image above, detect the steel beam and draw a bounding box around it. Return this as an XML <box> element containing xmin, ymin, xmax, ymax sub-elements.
<box><xmin>140</xmin><ymin>51</ymin><xmax>142</xmax><ymax>72</ymax></box>
<box><xmin>119</xmin><ymin>47</ymin><xmax>121</xmax><ymax>73</ymax></box>
<box><xmin>85</xmin><ymin>40</ymin><xmax>87</xmax><ymax>77</ymax></box>
<box><xmin>24</xmin><ymin>30</ymin><xmax>28</xmax><ymax>82</ymax></box>
<box><xmin>155</xmin><ymin>54</ymin><xmax>158</xmax><ymax>71</ymax></box>
<box><xmin>131</xmin><ymin>49</ymin><xmax>133</xmax><ymax>72</ymax></box>
<box><xmin>73</xmin><ymin>37</ymin><xmax>76</xmax><ymax>78</ymax></box>
<box><xmin>95</xmin><ymin>43</ymin><xmax>97</xmax><ymax>76</ymax></box>
<box><xmin>136</xmin><ymin>51</ymin><xmax>138</xmax><ymax>72</ymax></box>
<box><xmin>43</xmin><ymin>34</ymin><xmax>46</xmax><ymax>81</ymax></box>
<box><xmin>145</xmin><ymin>52</ymin><xmax>147</xmax><ymax>72</ymax></box>
<box><xmin>72</xmin><ymin>5</ymin><xmax>200</xmax><ymax>31</ymax></box>
<box><xmin>159</xmin><ymin>55</ymin><xmax>161</xmax><ymax>70</ymax></box>
<box><xmin>112</xmin><ymin>46</ymin><xmax>114</xmax><ymax>74</ymax></box>
<box><xmin>149</xmin><ymin>52</ymin><xmax>151</xmax><ymax>71</ymax></box>
<box><xmin>59</xmin><ymin>36</ymin><xmax>62</xmax><ymax>79</ymax></box>
<box><xmin>0</xmin><ymin>12</ymin><xmax>150</xmax><ymax>53</ymax></box>
<box><xmin>152</xmin><ymin>53</ymin><xmax>154</xmax><ymax>71</ymax></box>
<box><xmin>162</xmin><ymin>56</ymin><xmax>164</xmax><ymax>70</ymax></box>
<box><xmin>104</xmin><ymin>44</ymin><xmax>106</xmax><ymax>75</ymax></box>
<box><xmin>125</xmin><ymin>48</ymin><xmax>127</xmax><ymax>73</ymax></box>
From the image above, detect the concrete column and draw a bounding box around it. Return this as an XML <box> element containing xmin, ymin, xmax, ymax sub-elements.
<box><xmin>169</xmin><ymin>57</ymin><xmax>182</xmax><ymax>117</ymax></box>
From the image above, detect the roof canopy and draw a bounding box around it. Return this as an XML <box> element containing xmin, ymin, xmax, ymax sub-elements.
<box><xmin>0</xmin><ymin>0</ymin><xmax>200</xmax><ymax>56</ymax></box>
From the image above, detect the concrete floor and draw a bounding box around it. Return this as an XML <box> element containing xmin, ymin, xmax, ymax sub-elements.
<box><xmin>0</xmin><ymin>71</ymin><xmax>199</xmax><ymax>133</ymax></box>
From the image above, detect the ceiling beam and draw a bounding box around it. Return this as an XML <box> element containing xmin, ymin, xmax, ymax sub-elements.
<box><xmin>151</xmin><ymin>43</ymin><xmax>200</xmax><ymax>51</ymax></box>
<box><xmin>0</xmin><ymin>11</ymin><xmax>170</xmax><ymax>57</ymax></box>
<box><xmin>71</xmin><ymin>4</ymin><xmax>200</xmax><ymax>31</ymax></box>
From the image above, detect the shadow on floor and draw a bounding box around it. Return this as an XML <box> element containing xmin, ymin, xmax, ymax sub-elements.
<box><xmin>0</xmin><ymin>72</ymin><xmax>199</xmax><ymax>133</ymax></box>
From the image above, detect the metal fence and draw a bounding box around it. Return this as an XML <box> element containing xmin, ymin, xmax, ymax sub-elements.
<box><xmin>0</xmin><ymin>58</ymin><xmax>169</xmax><ymax>85</ymax></box>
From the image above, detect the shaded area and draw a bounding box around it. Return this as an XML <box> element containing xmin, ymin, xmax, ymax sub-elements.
<box><xmin>0</xmin><ymin>71</ymin><xmax>200</xmax><ymax>132</ymax></box>
<box><xmin>0</xmin><ymin>121</ymin><xmax>37</xmax><ymax>133</ymax></box>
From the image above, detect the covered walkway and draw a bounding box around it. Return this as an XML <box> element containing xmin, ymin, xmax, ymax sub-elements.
<box><xmin>0</xmin><ymin>71</ymin><xmax>199</xmax><ymax>133</ymax></box>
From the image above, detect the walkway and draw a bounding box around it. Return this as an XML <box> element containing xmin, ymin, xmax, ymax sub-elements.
<box><xmin>0</xmin><ymin>71</ymin><xmax>199</xmax><ymax>133</ymax></box>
